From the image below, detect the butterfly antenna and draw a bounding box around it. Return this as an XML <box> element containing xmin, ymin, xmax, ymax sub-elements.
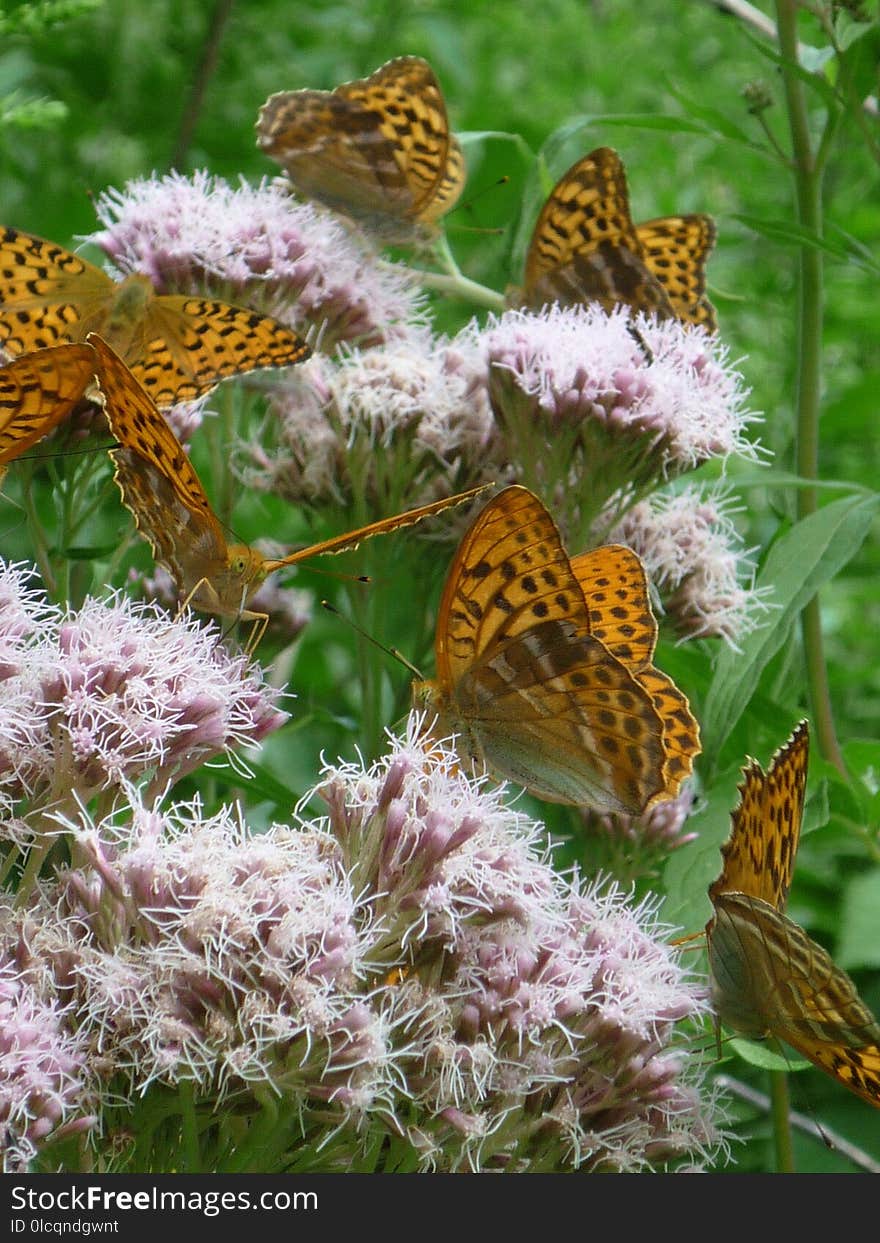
<box><xmin>295</xmin><ymin>565</ymin><xmax>371</xmax><ymax>586</ymax></box>
<box><xmin>765</xmin><ymin>1041</ymin><xmax>837</xmax><ymax>1154</ymax></box>
<box><xmin>320</xmin><ymin>600</ymin><xmax>423</xmax><ymax>678</ymax></box>
<box><xmin>454</xmin><ymin>175</ymin><xmax>511</xmax><ymax>231</ymax></box>
<box><xmin>12</xmin><ymin>438</ymin><xmax>120</xmax><ymax>466</ymax></box>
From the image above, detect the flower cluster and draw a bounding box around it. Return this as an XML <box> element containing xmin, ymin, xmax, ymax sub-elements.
<box><xmin>0</xmin><ymin>560</ymin><xmax>286</xmax><ymax>858</ymax></box>
<box><xmin>89</xmin><ymin>172</ymin><xmax>427</xmax><ymax>351</ymax></box>
<box><xmin>611</xmin><ymin>484</ymin><xmax>774</xmax><ymax>646</ymax></box>
<box><xmin>464</xmin><ymin>303</ymin><xmax>759</xmax><ymax>543</ymax></box>
<box><xmin>241</xmin><ymin>331</ymin><xmax>497</xmax><ymax>514</ymax></box>
<box><xmin>2</xmin><ymin>721</ymin><xmax>728</xmax><ymax>1172</ymax></box>
<box><xmin>578</xmin><ymin>785</ymin><xmax>699</xmax><ymax>884</ymax></box>
<box><xmin>0</xmin><ymin>948</ymin><xmax>95</xmax><ymax>1172</ymax></box>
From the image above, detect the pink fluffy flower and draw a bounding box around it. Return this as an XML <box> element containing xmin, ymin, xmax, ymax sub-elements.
<box><xmin>0</xmin><ymin>952</ymin><xmax>95</xmax><ymax>1172</ymax></box>
<box><xmin>0</xmin><ymin>561</ymin><xmax>286</xmax><ymax>858</ymax></box>
<box><xmin>463</xmin><ymin>304</ymin><xmax>760</xmax><ymax>542</ymax></box>
<box><xmin>611</xmin><ymin>485</ymin><xmax>774</xmax><ymax>647</ymax></box>
<box><xmin>241</xmin><ymin>330</ymin><xmax>497</xmax><ymax>514</ymax></box>
<box><xmin>7</xmin><ymin>719</ymin><xmax>728</xmax><ymax>1172</ymax></box>
<box><xmin>88</xmin><ymin>171</ymin><xmax>427</xmax><ymax>351</ymax></box>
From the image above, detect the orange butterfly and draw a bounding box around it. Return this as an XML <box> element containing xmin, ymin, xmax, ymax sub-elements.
<box><xmin>88</xmin><ymin>334</ymin><xmax>486</xmax><ymax>647</ymax></box>
<box><xmin>520</xmin><ymin>147</ymin><xmax>717</xmax><ymax>330</ymax></box>
<box><xmin>707</xmin><ymin>721</ymin><xmax>880</xmax><ymax>1109</ymax></box>
<box><xmin>0</xmin><ymin>225</ymin><xmax>311</xmax><ymax>408</ymax></box>
<box><xmin>412</xmin><ymin>485</ymin><xmax>699</xmax><ymax>812</ymax></box>
<box><xmin>0</xmin><ymin>344</ymin><xmax>99</xmax><ymax>465</ymax></box>
<box><xmin>256</xmin><ymin>56</ymin><xmax>466</xmax><ymax>244</ymax></box>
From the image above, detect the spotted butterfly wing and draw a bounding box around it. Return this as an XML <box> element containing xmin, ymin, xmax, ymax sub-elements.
<box><xmin>521</xmin><ymin>148</ymin><xmax>716</xmax><ymax>330</ymax></box>
<box><xmin>522</xmin><ymin>148</ymin><xmax>674</xmax><ymax>318</ymax></box>
<box><xmin>0</xmin><ymin>226</ymin><xmax>311</xmax><ymax>408</ymax></box>
<box><xmin>569</xmin><ymin>545</ymin><xmax>701</xmax><ymax>798</ymax></box>
<box><xmin>710</xmin><ymin>894</ymin><xmax>880</xmax><ymax>1109</ymax></box>
<box><xmin>0</xmin><ymin>343</ymin><xmax>98</xmax><ymax>465</ymax></box>
<box><xmin>91</xmin><ymin>334</ymin><xmax>487</xmax><ymax>635</ymax></box>
<box><xmin>709</xmin><ymin>721</ymin><xmax>808</xmax><ymax>913</ymax></box>
<box><xmin>256</xmin><ymin>56</ymin><xmax>465</xmax><ymax>243</ymax></box>
<box><xmin>413</xmin><ymin>485</ymin><xmax>670</xmax><ymax>812</ymax></box>
<box><xmin>706</xmin><ymin>721</ymin><xmax>880</xmax><ymax>1109</ymax></box>
<box><xmin>91</xmin><ymin>334</ymin><xmax>240</xmax><ymax>618</ymax></box>
<box><xmin>636</xmin><ymin>215</ymin><xmax>717</xmax><ymax>331</ymax></box>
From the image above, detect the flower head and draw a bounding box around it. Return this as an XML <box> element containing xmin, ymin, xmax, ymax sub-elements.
<box><xmin>240</xmin><ymin>330</ymin><xmax>497</xmax><ymax>514</ymax></box>
<box><xmin>464</xmin><ymin>304</ymin><xmax>759</xmax><ymax>541</ymax></box>
<box><xmin>89</xmin><ymin>171</ymin><xmax>426</xmax><ymax>351</ymax></box>
<box><xmin>0</xmin><ymin>561</ymin><xmax>286</xmax><ymax>833</ymax></box>
<box><xmin>611</xmin><ymin>484</ymin><xmax>775</xmax><ymax>647</ymax></box>
<box><xmin>0</xmin><ymin>949</ymin><xmax>95</xmax><ymax>1172</ymax></box>
<box><xmin>6</xmin><ymin>718</ymin><xmax>729</xmax><ymax>1171</ymax></box>
<box><xmin>578</xmin><ymin>784</ymin><xmax>699</xmax><ymax>884</ymax></box>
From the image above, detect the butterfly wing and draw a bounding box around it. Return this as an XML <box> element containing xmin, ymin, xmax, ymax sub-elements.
<box><xmin>256</xmin><ymin>56</ymin><xmax>463</xmax><ymax>237</ymax></box>
<box><xmin>0</xmin><ymin>344</ymin><xmax>98</xmax><ymax>464</ymax></box>
<box><xmin>418</xmin><ymin>485</ymin><xmax>668</xmax><ymax>811</ymax></box>
<box><xmin>636</xmin><ymin>214</ymin><xmax>717</xmax><ymax>331</ymax></box>
<box><xmin>341</xmin><ymin>57</ymin><xmax>463</xmax><ymax>223</ymax></box>
<box><xmin>710</xmin><ymin>893</ymin><xmax>880</xmax><ymax>1109</ymax></box>
<box><xmin>134</xmin><ymin>296</ymin><xmax>311</xmax><ymax>407</ymax></box>
<box><xmin>709</xmin><ymin>721</ymin><xmax>809</xmax><ymax>912</ymax></box>
<box><xmin>522</xmin><ymin>148</ymin><xmax>674</xmax><ymax>318</ymax></box>
<box><xmin>0</xmin><ymin>226</ymin><xmax>116</xmax><ymax>354</ymax></box>
<box><xmin>450</xmin><ymin>617</ymin><xmax>667</xmax><ymax>810</ymax></box>
<box><xmin>568</xmin><ymin>545</ymin><xmax>657</xmax><ymax>669</ymax></box>
<box><xmin>89</xmin><ymin>333</ymin><xmax>231</xmax><ymax>603</ymax></box>
<box><xmin>568</xmin><ymin>545</ymin><xmax>699</xmax><ymax>797</ymax></box>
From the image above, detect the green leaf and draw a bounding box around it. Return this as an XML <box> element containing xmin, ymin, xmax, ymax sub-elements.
<box><xmin>838</xmin><ymin>25</ymin><xmax>880</xmax><ymax>113</ymax></box>
<box><xmin>729</xmin><ymin>1038</ymin><xmax>811</xmax><ymax>1073</ymax></box>
<box><xmin>802</xmin><ymin>778</ymin><xmax>830</xmax><ymax>839</ymax></box>
<box><xmin>840</xmin><ymin>738</ymin><xmax>880</xmax><ymax>820</ymax></box>
<box><xmin>457</xmin><ymin>129</ymin><xmax>535</xmax><ymax>165</ymax></box>
<box><xmin>207</xmin><ymin>756</ymin><xmax>300</xmax><ymax>808</ymax></box>
<box><xmin>718</xmin><ymin>469</ymin><xmax>868</xmax><ymax>494</ymax></box>
<box><xmin>701</xmin><ymin>495</ymin><xmax>879</xmax><ymax>763</ymax></box>
<box><xmin>731</xmin><ymin>214</ymin><xmax>880</xmax><ymax>273</ymax></box>
<box><xmin>62</xmin><ymin>542</ymin><xmax>120</xmax><ymax>561</ymax></box>
<box><xmin>662</xmin><ymin>766</ymin><xmax>743</xmax><ymax>932</ymax></box>
<box><xmin>665</xmin><ymin>83</ymin><xmax>758</xmax><ymax>145</ymax></box>
<box><xmin>741</xmin><ymin>30</ymin><xmax>840</xmax><ymax>111</ymax></box>
<box><xmin>838</xmin><ymin>869</ymin><xmax>880</xmax><ymax>971</ymax></box>
<box><xmin>834</xmin><ymin>12</ymin><xmax>877</xmax><ymax>55</ymax></box>
<box><xmin>798</xmin><ymin>45</ymin><xmax>837</xmax><ymax>75</ymax></box>
<box><xmin>568</xmin><ymin>112</ymin><xmax>714</xmax><ymax>135</ymax></box>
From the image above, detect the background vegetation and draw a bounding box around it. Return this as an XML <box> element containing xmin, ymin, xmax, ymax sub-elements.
<box><xmin>2</xmin><ymin>0</ymin><xmax>879</xmax><ymax>1172</ymax></box>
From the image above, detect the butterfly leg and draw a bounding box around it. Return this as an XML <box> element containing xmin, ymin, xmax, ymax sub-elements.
<box><xmin>244</xmin><ymin>611</ymin><xmax>269</xmax><ymax>659</ymax></box>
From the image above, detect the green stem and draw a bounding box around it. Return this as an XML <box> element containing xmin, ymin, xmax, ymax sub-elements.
<box><xmin>14</xmin><ymin>835</ymin><xmax>54</xmax><ymax>907</ymax></box>
<box><xmin>18</xmin><ymin>461</ymin><xmax>56</xmax><ymax>595</ymax></box>
<box><xmin>416</xmin><ymin>268</ymin><xmax>507</xmax><ymax>311</ymax></box>
<box><xmin>412</xmin><ymin>235</ymin><xmax>507</xmax><ymax>311</ymax></box>
<box><xmin>769</xmin><ymin>1069</ymin><xmax>795</xmax><ymax>1172</ymax></box>
<box><xmin>213</xmin><ymin>385</ymin><xmax>237</xmax><ymax>530</ymax></box>
<box><xmin>178</xmin><ymin>1080</ymin><xmax>202</xmax><ymax>1172</ymax></box>
<box><xmin>775</xmin><ymin>0</ymin><xmax>845</xmax><ymax>776</ymax></box>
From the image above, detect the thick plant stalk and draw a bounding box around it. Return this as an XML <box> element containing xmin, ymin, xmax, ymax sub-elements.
<box><xmin>770</xmin><ymin>1069</ymin><xmax>796</xmax><ymax>1173</ymax></box>
<box><xmin>775</xmin><ymin>0</ymin><xmax>845</xmax><ymax>776</ymax></box>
